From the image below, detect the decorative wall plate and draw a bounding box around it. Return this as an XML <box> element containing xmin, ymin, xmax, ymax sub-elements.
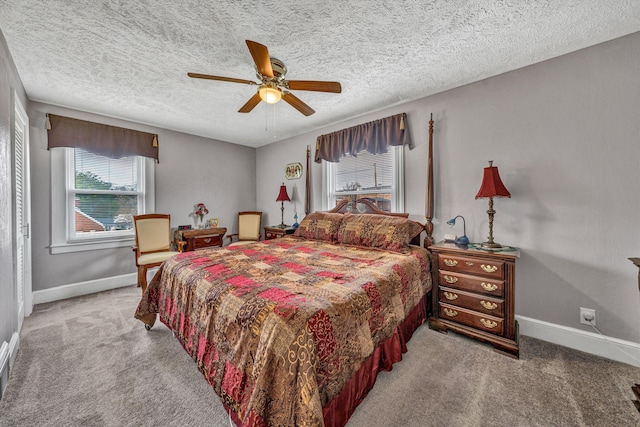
<box><xmin>286</xmin><ymin>162</ymin><xmax>302</xmax><ymax>180</ymax></box>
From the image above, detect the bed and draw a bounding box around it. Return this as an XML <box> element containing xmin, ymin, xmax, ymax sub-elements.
<box><xmin>135</xmin><ymin>117</ymin><xmax>436</xmax><ymax>427</ymax></box>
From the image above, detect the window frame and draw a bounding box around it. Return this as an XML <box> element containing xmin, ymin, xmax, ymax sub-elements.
<box><xmin>50</xmin><ymin>147</ymin><xmax>155</xmax><ymax>254</ymax></box>
<box><xmin>321</xmin><ymin>145</ymin><xmax>404</xmax><ymax>212</ymax></box>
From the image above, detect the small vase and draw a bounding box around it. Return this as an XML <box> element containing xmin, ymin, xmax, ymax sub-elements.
<box><xmin>198</xmin><ymin>217</ymin><xmax>204</xmax><ymax>229</ymax></box>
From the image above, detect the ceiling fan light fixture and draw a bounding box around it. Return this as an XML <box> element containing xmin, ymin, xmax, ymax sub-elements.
<box><xmin>188</xmin><ymin>40</ymin><xmax>340</xmax><ymax>115</ymax></box>
<box><xmin>259</xmin><ymin>85</ymin><xmax>282</xmax><ymax>104</ymax></box>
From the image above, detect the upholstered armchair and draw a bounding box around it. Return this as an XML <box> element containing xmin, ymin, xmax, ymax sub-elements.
<box><xmin>132</xmin><ymin>214</ymin><xmax>183</xmax><ymax>292</ymax></box>
<box><xmin>227</xmin><ymin>211</ymin><xmax>262</xmax><ymax>247</ymax></box>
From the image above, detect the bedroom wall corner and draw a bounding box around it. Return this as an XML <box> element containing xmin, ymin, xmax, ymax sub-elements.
<box><xmin>27</xmin><ymin>102</ymin><xmax>257</xmax><ymax>296</ymax></box>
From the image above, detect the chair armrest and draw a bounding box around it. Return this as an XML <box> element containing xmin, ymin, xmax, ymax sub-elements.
<box><xmin>132</xmin><ymin>246</ymin><xmax>140</xmax><ymax>266</ymax></box>
<box><xmin>227</xmin><ymin>233</ymin><xmax>238</xmax><ymax>244</ymax></box>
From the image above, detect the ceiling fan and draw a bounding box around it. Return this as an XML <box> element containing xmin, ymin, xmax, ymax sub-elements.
<box><xmin>188</xmin><ymin>40</ymin><xmax>341</xmax><ymax>116</ymax></box>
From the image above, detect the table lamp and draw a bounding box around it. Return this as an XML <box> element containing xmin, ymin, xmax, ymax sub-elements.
<box><xmin>446</xmin><ymin>215</ymin><xmax>469</xmax><ymax>245</ymax></box>
<box><xmin>475</xmin><ymin>161</ymin><xmax>510</xmax><ymax>248</ymax></box>
<box><xmin>276</xmin><ymin>183</ymin><xmax>290</xmax><ymax>228</ymax></box>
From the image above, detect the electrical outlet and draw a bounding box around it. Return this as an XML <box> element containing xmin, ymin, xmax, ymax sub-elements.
<box><xmin>580</xmin><ymin>307</ymin><xmax>596</xmax><ymax>326</ymax></box>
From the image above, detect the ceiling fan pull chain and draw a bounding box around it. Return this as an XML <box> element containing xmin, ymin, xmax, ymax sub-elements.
<box><xmin>273</xmin><ymin>104</ymin><xmax>277</xmax><ymax>139</ymax></box>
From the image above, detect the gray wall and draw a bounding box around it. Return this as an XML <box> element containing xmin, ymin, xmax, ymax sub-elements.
<box><xmin>0</xmin><ymin>30</ymin><xmax>27</xmax><ymax>345</ymax></box>
<box><xmin>3</xmin><ymin>25</ymin><xmax>639</xmax><ymax>350</ymax></box>
<box><xmin>28</xmin><ymin>102</ymin><xmax>256</xmax><ymax>292</ymax></box>
<box><xmin>257</xmin><ymin>32</ymin><xmax>640</xmax><ymax>343</ymax></box>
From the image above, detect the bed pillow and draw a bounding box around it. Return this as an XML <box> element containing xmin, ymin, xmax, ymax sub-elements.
<box><xmin>293</xmin><ymin>212</ymin><xmax>344</xmax><ymax>242</ymax></box>
<box><xmin>337</xmin><ymin>213</ymin><xmax>423</xmax><ymax>253</ymax></box>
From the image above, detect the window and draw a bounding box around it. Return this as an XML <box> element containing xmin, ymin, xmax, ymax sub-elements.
<box><xmin>322</xmin><ymin>146</ymin><xmax>404</xmax><ymax>212</ymax></box>
<box><xmin>51</xmin><ymin>147</ymin><xmax>155</xmax><ymax>254</ymax></box>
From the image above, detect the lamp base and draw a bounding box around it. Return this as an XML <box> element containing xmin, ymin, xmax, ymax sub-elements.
<box><xmin>277</xmin><ymin>224</ymin><xmax>289</xmax><ymax>229</ymax></box>
<box><xmin>455</xmin><ymin>235</ymin><xmax>469</xmax><ymax>245</ymax></box>
<box><xmin>481</xmin><ymin>241</ymin><xmax>503</xmax><ymax>249</ymax></box>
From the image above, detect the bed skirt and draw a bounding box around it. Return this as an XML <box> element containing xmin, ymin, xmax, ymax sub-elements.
<box><xmin>225</xmin><ymin>291</ymin><xmax>430</xmax><ymax>427</ymax></box>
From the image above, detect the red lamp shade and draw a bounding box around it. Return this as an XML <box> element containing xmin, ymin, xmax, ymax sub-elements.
<box><xmin>475</xmin><ymin>161</ymin><xmax>511</xmax><ymax>199</ymax></box>
<box><xmin>276</xmin><ymin>184</ymin><xmax>290</xmax><ymax>202</ymax></box>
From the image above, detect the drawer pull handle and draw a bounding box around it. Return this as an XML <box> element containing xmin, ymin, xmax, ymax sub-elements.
<box><xmin>444</xmin><ymin>259</ymin><xmax>458</xmax><ymax>267</ymax></box>
<box><xmin>443</xmin><ymin>275</ymin><xmax>458</xmax><ymax>284</ymax></box>
<box><xmin>481</xmin><ymin>264</ymin><xmax>498</xmax><ymax>273</ymax></box>
<box><xmin>466</xmin><ymin>261</ymin><xmax>474</xmax><ymax>266</ymax></box>
<box><xmin>443</xmin><ymin>292</ymin><xmax>458</xmax><ymax>300</ymax></box>
<box><xmin>203</xmin><ymin>238</ymin><xmax>211</xmax><ymax>243</ymax></box>
<box><xmin>481</xmin><ymin>282</ymin><xmax>498</xmax><ymax>292</ymax></box>
<box><xmin>480</xmin><ymin>319</ymin><xmax>498</xmax><ymax>329</ymax></box>
<box><xmin>443</xmin><ymin>308</ymin><xmax>458</xmax><ymax>317</ymax></box>
<box><xmin>480</xmin><ymin>301</ymin><xmax>498</xmax><ymax>310</ymax></box>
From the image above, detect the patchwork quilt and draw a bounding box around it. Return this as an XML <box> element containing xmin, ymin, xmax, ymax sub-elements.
<box><xmin>135</xmin><ymin>237</ymin><xmax>431</xmax><ymax>426</ymax></box>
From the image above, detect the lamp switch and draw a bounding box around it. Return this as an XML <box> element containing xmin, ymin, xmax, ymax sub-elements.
<box><xmin>444</xmin><ymin>234</ymin><xmax>457</xmax><ymax>242</ymax></box>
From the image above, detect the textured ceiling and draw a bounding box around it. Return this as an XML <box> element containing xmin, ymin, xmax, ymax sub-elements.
<box><xmin>1</xmin><ymin>1</ymin><xmax>639</xmax><ymax>148</ymax></box>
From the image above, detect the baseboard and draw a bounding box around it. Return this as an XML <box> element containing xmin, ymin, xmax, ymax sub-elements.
<box><xmin>33</xmin><ymin>272</ymin><xmax>138</xmax><ymax>305</ymax></box>
<box><xmin>517</xmin><ymin>315</ymin><xmax>640</xmax><ymax>367</ymax></box>
<box><xmin>0</xmin><ymin>333</ymin><xmax>19</xmax><ymax>400</ymax></box>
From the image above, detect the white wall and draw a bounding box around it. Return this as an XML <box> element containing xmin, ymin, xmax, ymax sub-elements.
<box><xmin>257</xmin><ymin>32</ymin><xmax>640</xmax><ymax>346</ymax></box>
<box><xmin>28</xmin><ymin>102</ymin><xmax>256</xmax><ymax>293</ymax></box>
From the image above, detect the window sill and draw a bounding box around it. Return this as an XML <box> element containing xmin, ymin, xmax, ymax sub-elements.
<box><xmin>50</xmin><ymin>237</ymin><xmax>135</xmax><ymax>254</ymax></box>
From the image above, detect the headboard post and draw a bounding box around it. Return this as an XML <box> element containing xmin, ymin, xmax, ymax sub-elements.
<box><xmin>424</xmin><ymin>113</ymin><xmax>434</xmax><ymax>249</ymax></box>
<box><xmin>305</xmin><ymin>145</ymin><xmax>311</xmax><ymax>215</ymax></box>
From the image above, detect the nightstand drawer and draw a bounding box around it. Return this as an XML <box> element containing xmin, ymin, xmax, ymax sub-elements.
<box><xmin>438</xmin><ymin>254</ymin><xmax>504</xmax><ymax>279</ymax></box>
<box><xmin>178</xmin><ymin>227</ymin><xmax>227</xmax><ymax>252</ymax></box>
<box><xmin>439</xmin><ymin>286</ymin><xmax>504</xmax><ymax>317</ymax></box>
<box><xmin>438</xmin><ymin>271</ymin><xmax>505</xmax><ymax>297</ymax></box>
<box><xmin>439</xmin><ymin>302</ymin><xmax>504</xmax><ymax>335</ymax></box>
<box><xmin>191</xmin><ymin>234</ymin><xmax>223</xmax><ymax>249</ymax></box>
<box><xmin>264</xmin><ymin>226</ymin><xmax>295</xmax><ymax>240</ymax></box>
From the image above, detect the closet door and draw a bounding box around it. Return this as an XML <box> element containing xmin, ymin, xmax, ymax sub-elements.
<box><xmin>14</xmin><ymin>95</ymin><xmax>32</xmax><ymax>330</ymax></box>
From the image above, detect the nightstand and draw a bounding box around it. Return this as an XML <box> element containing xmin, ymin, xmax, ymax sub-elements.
<box><xmin>428</xmin><ymin>241</ymin><xmax>520</xmax><ymax>357</ymax></box>
<box><xmin>174</xmin><ymin>227</ymin><xmax>227</xmax><ymax>251</ymax></box>
<box><xmin>264</xmin><ymin>226</ymin><xmax>295</xmax><ymax>240</ymax></box>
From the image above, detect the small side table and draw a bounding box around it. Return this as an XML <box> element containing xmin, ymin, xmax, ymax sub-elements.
<box><xmin>174</xmin><ymin>227</ymin><xmax>227</xmax><ymax>251</ymax></box>
<box><xmin>264</xmin><ymin>226</ymin><xmax>295</xmax><ymax>240</ymax></box>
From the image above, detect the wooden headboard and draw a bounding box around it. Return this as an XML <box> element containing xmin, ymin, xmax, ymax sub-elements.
<box><xmin>329</xmin><ymin>198</ymin><xmax>409</xmax><ymax>218</ymax></box>
<box><xmin>328</xmin><ymin>198</ymin><xmax>421</xmax><ymax>246</ymax></box>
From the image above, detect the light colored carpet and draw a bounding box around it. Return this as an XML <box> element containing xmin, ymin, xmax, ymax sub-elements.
<box><xmin>1</xmin><ymin>285</ymin><xmax>639</xmax><ymax>427</ymax></box>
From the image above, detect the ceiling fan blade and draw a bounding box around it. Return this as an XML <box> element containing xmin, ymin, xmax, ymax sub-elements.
<box><xmin>188</xmin><ymin>73</ymin><xmax>257</xmax><ymax>85</ymax></box>
<box><xmin>238</xmin><ymin>92</ymin><xmax>262</xmax><ymax>113</ymax></box>
<box><xmin>286</xmin><ymin>80</ymin><xmax>342</xmax><ymax>93</ymax></box>
<box><xmin>245</xmin><ymin>40</ymin><xmax>274</xmax><ymax>78</ymax></box>
<box><xmin>282</xmin><ymin>92</ymin><xmax>315</xmax><ymax>116</ymax></box>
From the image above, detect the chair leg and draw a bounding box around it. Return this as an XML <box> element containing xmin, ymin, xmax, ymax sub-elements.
<box><xmin>138</xmin><ymin>266</ymin><xmax>148</xmax><ymax>293</ymax></box>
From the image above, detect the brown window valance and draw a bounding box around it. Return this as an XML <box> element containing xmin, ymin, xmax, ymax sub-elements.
<box><xmin>46</xmin><ymin>114</ymin><xmax>159</xmax><ymax>162</ymax></box>
<box><xmin>314</xmin><ymin>113</ymin><xmax>411</xmax><ymax>163</ymax></box>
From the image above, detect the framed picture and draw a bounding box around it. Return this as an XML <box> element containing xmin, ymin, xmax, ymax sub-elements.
<box><xmin>207</xmin><ymin>217</ymin><xmax>219</xmax><ymax>228</ymax></box>
<box><xmin>285</xmin><ymin>162</ymin><xmax>303</xmax><ymax>180</ymax></box>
